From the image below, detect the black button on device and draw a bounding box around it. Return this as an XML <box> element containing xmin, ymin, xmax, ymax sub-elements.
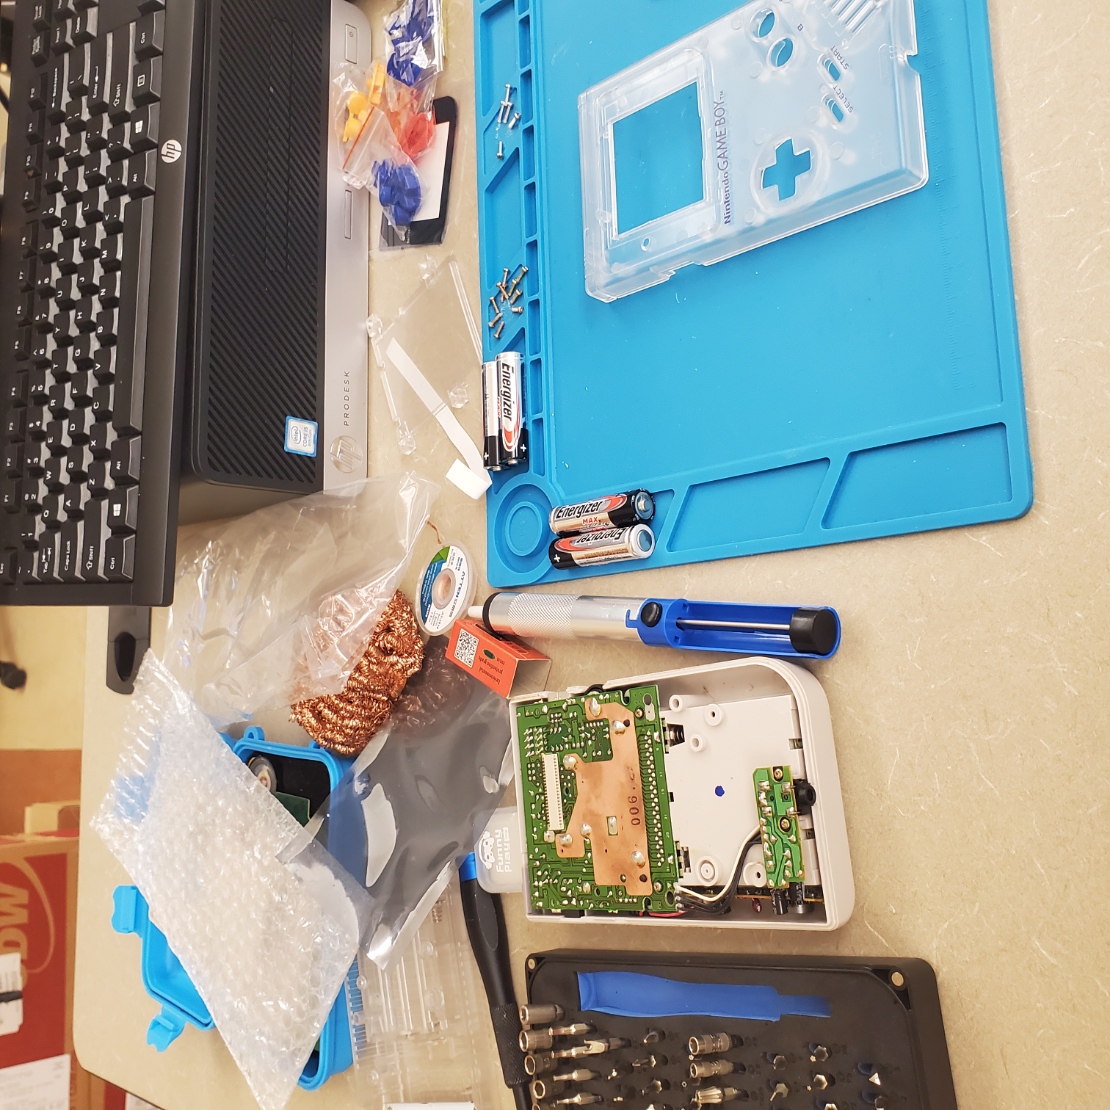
<box><xmin>134</xmin><ymin>11</ymin><xmax>163</xmax><ymax>59</ymax></box>
<box><xmin>62</xmin><ymin>481</ymin><xmax>86</xmax><ymax>518</ymax></box>
<box><xmin>72</xmin><ymin>5</ymin><xmax>97</xmax><ymax>44</ymax></box>
<box><xmin>30</xmin><ymin>70</ymin><xmax>51</xmax><ymax>109</ymax></box>
<box><xmin>50</xmin><ymin>18</ymin><xmax>72</xmax><ymax>56</ymax></box>
<box><xmin>25</xmin><ymin>109</ymin><xmax>47</xmax><ymax>145</ymax></box>
<box><xmin>42</xmin><ymin>494</ymin><xmax>63</xmax><ymax>528</ymax></box>
<box><xmin>103</xmin><ymin>534</ymin><xmax>135</xmax><ymax>580</ymax></box>
<box><xmin>88</xmin><ymin>419</ymin><xmax>111</xmax><ymax>458</ymax></box>
<box><xmin>87</xmin><ymin>37</ymin><xmax>109</xmax><ymax>114</ymax></box>
<box><xmin>109</xmin><ymin>435</ymin><xmax>140</xmax><ymax>484</ymax></box>
<box><xmin>32</xmin><ymin>31</ymin><xmax>50</xmax><ymax>66</ymax></box>
<box><xmin>130</xmin><ymin>58</ymin><xmax>161</xmax><ymax>107</ymax></box>
<box><xmin>18</xmin><ymin>259</ymin><xmax>37</xmax><ymax>293</ymax></box>
<box><xmin>86</xmin><ymin>457</ymin><xmax>109</xmax><ymax>497</ymax></box>
<box><xmin>106</xmin><ymin>27</ymin><xmax>132</xmax><ymax>123</ymax></box>
<box><xmin>58</xmin><ymin>523</ymin><xmax>81</xmax><ymax>579</ymax></box>
<box><xmin>21</xmin><ymin>177</ymin><xmax>42</xmax><ymax>212</ymax></box>
<box><xmin>130</xmin><ymin>104</ymin><xmax>158</xmax><ymax>152</ymax></box>
<box><xmin>126</xmin><ymin>150</ymin><xmax>156</xmax><ymax>197</ymax></box>
<box><xmin>107</xmin><ymin>485</ymin><xmax>138</xmax><ymax>533</ymax></box>
<box><xmin>67</xmin><ymin>41</ymin><xmax>89</xmax><ymax>94</ymax></box>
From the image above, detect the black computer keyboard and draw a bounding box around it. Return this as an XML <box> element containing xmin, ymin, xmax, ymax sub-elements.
<box><xmin>0</xmin><ymin>0</ymin><xmax>198</xmax><ymax>604</ymax></box>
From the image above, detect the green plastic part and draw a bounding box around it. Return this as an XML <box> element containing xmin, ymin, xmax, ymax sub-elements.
<box><xmin>753</xmin><ymin>766</ymin><xmax>804</xmax><ymax>889</ymax></box>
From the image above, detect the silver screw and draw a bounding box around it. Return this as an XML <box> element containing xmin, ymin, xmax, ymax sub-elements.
<box><xmin>509</xmin><ymin>111</ymin><xmax>522</xmax><ymax>129</ymax></box>
<box><xmin>497</xmin><ymin>140</ymin><xmax>504</xmax><ymax>160</ymax></box>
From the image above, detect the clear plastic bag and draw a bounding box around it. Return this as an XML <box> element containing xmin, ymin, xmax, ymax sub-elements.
<box><xmin>384</xmin><ymin>0</ymin><xmax>444</xmax><ymax>102</ymax></box>
<box><xmin>289</xmin><ymin>639</ymin><xmax>513</xmax><ymax>970</ymax></box>
<box><xmin>164</xmin><ymin>474</ymin><xmax>435</xmax><ymax>728</ymax></box>
<box><xmin>370</xmin><ymin>257</ymin><xmax>481</xmax><ymax>454</ymax></box>
<box><xmin>334</xmin><ymin>63</ymin><xmax>426</xmax><ymax>228</ymax></box>
<box><xmin>345</xmin><ymin>879</ymin><xmax>502</xmax><ymax>1109</ymax></box>
<box><xmin>344</xmin><ymin>106</ymin><xmax>425</xmax><ymax>228</ymax></box>
<box><xmin>92</xmin><ymin>658</ymin><xmax>370</xmax><ymax>1110</ymax></box>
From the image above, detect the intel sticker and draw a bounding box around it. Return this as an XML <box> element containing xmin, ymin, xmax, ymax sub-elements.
<box><xmin>284</xmin><ymin>417</ymin><xmax>318</xmax><ymax>457</ymax></box>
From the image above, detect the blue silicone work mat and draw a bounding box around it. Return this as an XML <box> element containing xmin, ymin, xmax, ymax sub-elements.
<box><xmin>473</xmin><ymin>0</ymin><xmax>1032</xmax><ymax>587</ymax></box>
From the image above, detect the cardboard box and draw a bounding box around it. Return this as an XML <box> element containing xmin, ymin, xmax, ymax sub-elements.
<box><xmin>0</xmin><ymin>752</ymin><xmax>82</xmax><ymax>837</ymax></box>
<box><xmin>446</xmin><ymin>617</ymin><xmax>550</xmax><ymax>696</ymax></box>
<box><xmin>0</xmin><ymin>832</ymin><xmax>127</xmax><ymax>1110</ymax></box>
<box><xmin>24</xmin><ymin>803</ymin><xmax>81</xmax><ymax>836</ymax></box>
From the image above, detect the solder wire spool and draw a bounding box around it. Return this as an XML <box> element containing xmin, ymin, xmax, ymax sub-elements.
<box><xmin>416</xmin><ymin>543</ymin><xmax>476</xmax><ymax>636</ymax></box>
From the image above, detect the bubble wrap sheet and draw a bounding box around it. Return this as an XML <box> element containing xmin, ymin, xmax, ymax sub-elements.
<box><xmin>93</xmin><ymin>658</ymin><xmax>367</xmax><ymax>1110</ymax></box>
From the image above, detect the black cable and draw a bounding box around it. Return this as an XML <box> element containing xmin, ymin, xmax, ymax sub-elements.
<box><xmin>0</xmin><ymin>86</ymin><xmax>9</xmax><ymax>112</ymax></box>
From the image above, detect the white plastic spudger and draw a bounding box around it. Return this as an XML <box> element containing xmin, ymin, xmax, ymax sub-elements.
<box><xmin>385</xmin><ymin>339</ymin><xmax>492</xmax><ymax>499</ymax></box>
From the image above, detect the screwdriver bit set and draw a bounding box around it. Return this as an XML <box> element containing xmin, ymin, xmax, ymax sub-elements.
<box><xmin>522</xmin><ymin>952</ymin><xmax>958</xmax><ymax>1110</ymax></box>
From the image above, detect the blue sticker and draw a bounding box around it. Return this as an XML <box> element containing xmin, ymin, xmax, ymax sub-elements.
<box><xmin>284</xmin><ymin>417</ymin><xmax>318</xmax><ymax>457</ymax></box>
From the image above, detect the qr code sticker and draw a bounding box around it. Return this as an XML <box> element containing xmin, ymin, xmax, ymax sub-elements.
<box><xmin>454</xmin><ymin>628</ymin><xmax>479</xmax><ymax>669</ymax></box>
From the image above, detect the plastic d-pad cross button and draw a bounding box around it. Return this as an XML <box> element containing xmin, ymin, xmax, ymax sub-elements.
<box><xmin>762</xmin><ymin>138</ymin><xmax>812</xmax><ymax>201</ymax></box>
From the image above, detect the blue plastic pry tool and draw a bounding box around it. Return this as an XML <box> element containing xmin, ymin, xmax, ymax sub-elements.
<box><xmin>577</xmin><ymin>971</ymin><xmax>831</xmax><ymax>1021</ymax></box>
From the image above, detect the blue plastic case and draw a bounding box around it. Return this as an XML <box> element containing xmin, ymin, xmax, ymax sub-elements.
<box><xmin>110</xmin><ymin>729</ymin><xmax>355</xmax><ymax>1091</ymax></box>
<box><xmin>474</xmin><ymin>0</ymin><xmax>1032</xmax><ymax>587</ymax></box>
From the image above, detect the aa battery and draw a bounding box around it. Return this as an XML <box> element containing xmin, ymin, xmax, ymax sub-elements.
<box><xmin>548</xmin><ymin>490</ymin><xmax>655</xmax><ymax>536</ymax></box>
<box><xmin>548</xmin><ymin>524</ymin><xmax>656</xmax><ymax>570</ymax></box>
<box><xmin>482</xmin><ymin>359</ymin><xmax>502</xmax><ymax>469</ymax></box>
<box><xmin>497</xmin><ymin>350</ymin><xmax>527</xmax><ymax>465</ymax></box>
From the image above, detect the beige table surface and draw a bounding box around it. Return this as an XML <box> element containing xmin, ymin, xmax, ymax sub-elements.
<box><xmin>74</xmin><ymin>0</ymin><xmax>1110</xmax><ymax>1106</ymax></box>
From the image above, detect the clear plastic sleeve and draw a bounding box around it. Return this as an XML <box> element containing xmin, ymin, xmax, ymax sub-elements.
<box><xmin>289</xmin><ymin>639</ymin><xmax>512</xmax><ymax>970</ymax></box>
<box><xmin>163</xmin><ymin>474</ymin><xmax>436</xmax><ymax>728</ymax></box>
<box><xmin>370</xmin><ymin>257</ymin><xmax>481</xmax><ymax>454</ymax></box>
<box><xmin>344</xmin><ymin>879</ymin><xmax>501</xmax><ymax>1109</ymax></box>
<box><xmin>92</xmin><ymin>658</ymin><xmax>370</xmax><ymax>1110</ymax></box>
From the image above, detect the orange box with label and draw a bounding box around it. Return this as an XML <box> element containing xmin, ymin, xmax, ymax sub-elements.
<box><xmin>446</xmin><ymin>617</ymin><xmax>550</xmax><ymax>697</ymax></box>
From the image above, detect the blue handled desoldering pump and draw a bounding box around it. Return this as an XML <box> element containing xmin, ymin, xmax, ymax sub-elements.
<box><xmin>471</xmin><ymin>592</ymin><xmax>841</xmax><ymax>659</ymax></box>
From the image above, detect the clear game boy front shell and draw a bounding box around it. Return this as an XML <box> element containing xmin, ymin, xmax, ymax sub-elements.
<box><xmin>579</xmin><ymin>0</ymin><xmax>928</xmax><ymax>301</ymax></box>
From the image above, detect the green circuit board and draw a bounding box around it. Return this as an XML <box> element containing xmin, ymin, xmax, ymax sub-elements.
<box><xmin>754</xmin><ymin>765</ymin><xmax>805</xmax><ymax>889</ymax></box>
<box><xmin>516</xmin><ymin>685</ymin><xmax>680</xmax><ymax>914</ymax></box>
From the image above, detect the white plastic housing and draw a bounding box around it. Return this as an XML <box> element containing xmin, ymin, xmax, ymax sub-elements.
<box><xmin>510</xmin><ymin>656</ymin><xmax>855</xmax><ymax>931</ymax></box>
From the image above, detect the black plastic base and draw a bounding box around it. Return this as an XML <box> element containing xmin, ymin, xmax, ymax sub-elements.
<box><xmin>525</xmin><ymin>951</ymin><xmax>959</xmax><ymax>1110</ymax></box>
